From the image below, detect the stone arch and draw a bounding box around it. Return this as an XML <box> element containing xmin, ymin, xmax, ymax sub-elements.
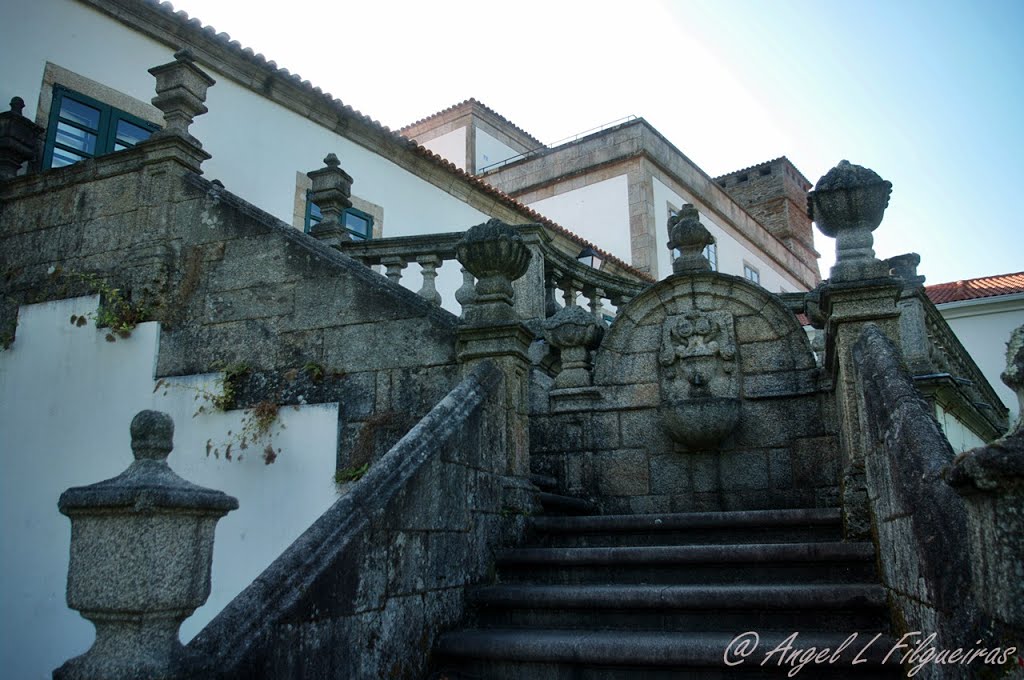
<box><xmin>594</xmin><ymin>272</ymin><xmax>817</xmax><ymax>398</ymax></box>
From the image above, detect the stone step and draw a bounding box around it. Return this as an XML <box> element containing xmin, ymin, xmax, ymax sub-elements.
<box><xmin>530</xmin><ymin>472</ymin><xmax>559</xmax><ymax>491</ymax></box>
<box><xmin>530</xmin><ymin>508</ymin><xmax>843</xmax><ymax>547</ymax></box>
<box><xmin>434</xmin><ymin>629</ymin><xmax>904</xmax><ymax>679</ymax></box>
<box><xmin>467</xmin><ymin>583</ymin><xmax>888</xmax><ymax>632</ymax></box>
<box><xmin>537</xmin><ymin>491</ymin><xmax>598</xmax><ymax>516</ymax></box>
<box><xmin>495</xmin><ymin>542</ymin><xmax>876</xmax><ymax>585</ymax></box>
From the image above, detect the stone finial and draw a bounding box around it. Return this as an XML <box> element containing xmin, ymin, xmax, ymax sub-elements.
<box><xmin>55</xmin><ymin>410</ymin><xmax>238</xmax><ymax>680</ymax></box>
<box><xmin>887</xmin><ymin>252</ymin><xmax>925</xmax><ymax>288</ymax></box>
<box><xmin>808</xmin><ymin>160</ymin><xmax>892</xmax><ymax>282</ymax></box>
<box><xmin>148</xmin><ymin>49</ymin><xmax>216</xmax><ymax>146</ymax></box>
<box><xmin>0</xmin><ymin>96</ymin><xmax>44</xmax><ymax>179</ymax></box>
<box><xmin>1002</xmin><ymin>324</ymin><xmax>1024</xmax><ymax>436</ymax></box>
<box><xmin>307</xmin><ymin>153</ymin><xmax>354</xmax><ymax>248</ymax></box>
<box><xmin>543</xmin><ymin>304</ymin><xmax>604</xmax><ymax>389</ymax></box>
<box><xmin>456</xmin><ymin>218</ymin><xmax>532</xmax><ymax>324</ymax></box>
<box><xmin>667</xmin><ymin>205</ymin><xmax>714</xmax><ymax>274</ymax></box>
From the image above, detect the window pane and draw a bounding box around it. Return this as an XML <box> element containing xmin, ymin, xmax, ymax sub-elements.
<box><xmin>59</xmin><ymin>97</ymin><xmax>101</xmax><ymax>130</ymax></box>
<box><xmin>343</xmin><ymin>212</ymin><xmax>371</xmax><ymax>238</ymax></box>
<box><xmin>115</xmin><ymin>119</ymin><xmax>152</xmax><ymax>147</ymax></box>
<box><xmin>51</xmin><ymin>147</ymin><xmax>87</xmax><ymax>168</ymax></box>
<box><xmin>309</xmin><ymin>202</ymin><xmax>322</xmax><ymax>221</ymax></box>
<box><xmin>55</xmin><ymin>122</ymin><xmax>97</xmax><ymax>154</ymax></box>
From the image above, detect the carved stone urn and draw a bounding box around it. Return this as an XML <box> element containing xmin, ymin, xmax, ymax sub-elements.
<box><xmin>456</xmin><ymin>218</ymin><xmax>532</xmax><ymax>324</ymax></box>
<box><xmin>543</xmin><ymin>304</ymin><xmax>604</xmax><ymax>389</ymax></box>
<box><xmin>807</xmin><ymin>160</ymin><xmax>892</xmax><ymax>281</ymax></box>
<box><xmin>658</xmin><ymin>310</ymin><xmax>741</xmax><ymax>450</ymax></box>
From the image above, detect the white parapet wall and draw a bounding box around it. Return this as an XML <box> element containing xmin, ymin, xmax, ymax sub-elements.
<box><xmin>0</xmin><ymin>297</ymin><xmax>340</xmax><ymax>679</ymax></box>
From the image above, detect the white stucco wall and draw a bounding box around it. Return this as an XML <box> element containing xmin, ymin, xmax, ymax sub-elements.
<box><xmin>527</xmin><ymin>175</ymin><xmax>631</xmax><ymax>264</ymax></box>
<box><xmin>0</xmin><ymin>297</ymin><xmax>339</xmax><ymax>679</ymax></box>
<box><xmin>475</xmin><ymin>127</ymin><xmax>521</xmax><ymax>172</ymax></box>
<box><xmin>935</xmin><ymin>402</ymin><xmax>989</xmax><ymax>453</ymax></box>
<box><xmin>652</xmin><ymin>176</ymin><xmax>801</xmax><ymax>292</ymax></box>
<box><xmin>939</xmin><ymin>294</ymin><xmax>1024</xmax><ymax>427</ymax></box>
<box><xmin>1</xmin><ymin>0</ymin><xmax>489</xmax><ymax>238</ymax></box>
<box><xmin>421</xmin><ymin>126</ymin><xmax>467</xmax><ymax>171</ymax></box>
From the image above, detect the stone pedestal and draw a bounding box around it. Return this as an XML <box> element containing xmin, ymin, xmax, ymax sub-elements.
<box><xmin>55</xmin><ymin>411</ymin><xmax>237</xmax><ymax>680</ymax></box>
<box><xmin>307</xmin><ymin>153</ymin><xmax>354</xmax><ymax>248</ymax></box>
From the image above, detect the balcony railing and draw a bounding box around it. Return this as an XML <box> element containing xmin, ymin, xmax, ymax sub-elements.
<box><xmin>340</xmin><ymin>223</ymin><xmax>649</xmax><ymax>323</ymax></box>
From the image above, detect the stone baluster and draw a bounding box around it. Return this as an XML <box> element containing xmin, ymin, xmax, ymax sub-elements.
<box><xmin>306</xmin><ymin>153</ymin><xmax>353</xmax><ymax>248</ymax></box>
<box><xmin>455</xmin><ymin>218</ymin><xmax>532</xmax><ymax>324</ymax></box>
<box><xmin>545</xmin><ymin>268</ymin><xmax>562</xmax><ymax>318</ymax></box>
<box><xmin>560</xmin><ymin>276</ymin><xmax>579</xmax><ymax>308</ymax></box>
<box><xmin>455</xmin><ymin>266</ymin><xmax>477</xmax><ymax>318</ymax></box>
<box><xmin>55</xmin><ymin>411</ymin><xmax>238</xmax><ymax>680</ymax></box>
<box><xmin>416</xmin><ymin>254</ymin><xmax>442</xmax><ymax>305</ymax></box>
<box><xmin>586</xmin><ymin>286</ymin><xmax>605</xmax><ymax>322</ymax></box>
<box><xmin>381</xmin><ymin>255</ymin><xmax>406</xmax><ymax>285</ymax></box>
<box><xmin>148</xmin><ymin>50</ymin><xmax>215</xmax><ymax>148</ymax></box>
<box><xmin>808</xmin><ymin>160</ymin><xmax>892</xmax><ymax>282</ymax></box>
<box><xmin>0</xmin><ymin>96</ymin><xmax>44</xmax><ymax>179</ymax></box>
<box><xmin>667</xmin><ymin>204</ymin><xmax>714</xmax><ymax>275</ymax></box>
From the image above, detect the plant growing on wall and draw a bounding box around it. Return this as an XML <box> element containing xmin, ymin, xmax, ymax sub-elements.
<box><xmin>66</xmin><ymin>272</ymin><xmax>155</xmax><ymax>342</ymax></box>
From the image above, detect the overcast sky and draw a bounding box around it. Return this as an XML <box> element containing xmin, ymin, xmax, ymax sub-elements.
<box><xmin>170</xmin><ymin>0</ymin><xmax>1023</xmax><ymax>285</ymax></box>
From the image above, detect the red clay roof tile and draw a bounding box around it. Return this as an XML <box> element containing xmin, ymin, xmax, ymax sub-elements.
<box><xmin>925</xmin><ymin>272</ymin><xmax>1024</xmax><ymax>304</ymax></box>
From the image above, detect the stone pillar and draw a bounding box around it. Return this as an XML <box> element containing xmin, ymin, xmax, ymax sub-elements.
<box><xmin>145</xmin><ymin>50</ymin><xmax>215</xmax><ymax>173</ymax></box>
<box><xmin>55</xmin><ymin>411</ymin><xmax>238</xmax><ymax>680</ymax></box>
<box><xmin>667</xmin><ymin>204</ymin><xmax>714</xmax><ymax>275</ymax></box>
<box><xmin>543</xmin><ymin>304</ymin><xmax>604</xmax><ymax>411</ymax></box>
<box><xmin>0</xmin><ymin>96</ymin><xmax>44</xmax><ymax>179</ymax></box>
<box><xmin>813</xmin><ymin>161</ymin><xmax>902</xmax><ymax>539</ymax></box>
<box><xmin>306</xmin><ymin>153</ymin><xmax>354</xmax><ymax>248</ymax></box>
<box><xmin>948</xmin><ymin>325</ymin><xmax>1024</xmax><ymax>633</ymax></box>
<box><xmin>456</xmin><ymin>219</ymin><xmax>536</xmax><ymax>512</ymax></box>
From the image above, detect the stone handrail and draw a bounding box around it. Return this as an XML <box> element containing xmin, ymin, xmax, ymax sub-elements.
<box><xmin>910</xmin><ymin>288</ymin><xmax>1009</xmax><ymax>436</ymax></box>
<box><xmin>340</xmin><ymin>223</ymin><xmax>649</xmax><ymax>321</ymax></box>
<box><xmin>186</xmin><ymin>360</ymin><xmax>524</xmax><ymax>678</ymax></box>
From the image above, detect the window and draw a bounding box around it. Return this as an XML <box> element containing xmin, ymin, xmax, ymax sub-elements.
<box><xmin>703</xmin><ymin>242</ymin><xmax>718</xmax><ymax>271</ymax></box>
<box><xmin>743</xmin><ymin>263</ymin><xmax>761</xmax><ymax>285</ymax></box>
<box><xmin>42</xmin><ymin>85</ymin><xmax>159</xmax><ymax>169</ymax></box>
<box><xmin>304</xmin><ymin>192</ymin><xmax>374</xmax><ymax>240</ymax></box>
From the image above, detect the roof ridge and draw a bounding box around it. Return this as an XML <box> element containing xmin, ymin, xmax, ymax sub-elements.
<box><xmin>398</xmin><ymin>98</ymin><xmax>545</xmax><ymax>149</ymax></box>
<box><xmin>117</xmin><ymin>2</ymin><xmax>650</xmax><ymax>281</ymax></box>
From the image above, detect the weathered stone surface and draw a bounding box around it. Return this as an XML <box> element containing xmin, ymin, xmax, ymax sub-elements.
<box><xmin>808</xmin><ymin>160</ymin><xmax>892</xmax><ymax>282</ymax></box>
<box><xmin>56</xmin><ymin>411</ymin><xmax>237</xmax><ymax>680</ymax></box>
<box><xmin>595</xmin><ymin>450</ymin><xmax>649</xmax><ymax>496</ymax></box>
<box><xmin>852</xmin><ymin>324</ymin><xmax>978</xmax><ymax>659</ymax></box>
<box><xmin>947</xmin><ymin>324</ymin><xmax>1024</xmax><ymax>631</ymax></box>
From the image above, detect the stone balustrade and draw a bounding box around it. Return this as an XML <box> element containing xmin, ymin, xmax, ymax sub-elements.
<box><xmin>340</xmin><ymin>223</ymin><xmax>648</xmax><ymax>322</ymax></box>
<box><xmin>886</xmin><ymin>254</ymin><xmax>1009</xmax><ymax>439</ymax></box>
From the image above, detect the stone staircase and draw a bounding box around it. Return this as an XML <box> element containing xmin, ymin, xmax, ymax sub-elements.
<box><xmin>429</xmin><ymin>477</ymin><xmax>904</xmax><ymax>679</ymax></box>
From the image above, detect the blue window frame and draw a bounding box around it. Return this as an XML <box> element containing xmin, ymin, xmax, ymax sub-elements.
<box><xmin>304</xmin><ymin>192</ymin><xmax>374</xmax><ymax>240</ymax></box>
<box><xmin>743</xmin><ymin>263</ymin><xmax>761</xmax><ymax>285</ymax></box>
<box><xmin>42</xmin><ymin>85</ymin><xmax>159</xmax><ymax>169</ymax></box>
